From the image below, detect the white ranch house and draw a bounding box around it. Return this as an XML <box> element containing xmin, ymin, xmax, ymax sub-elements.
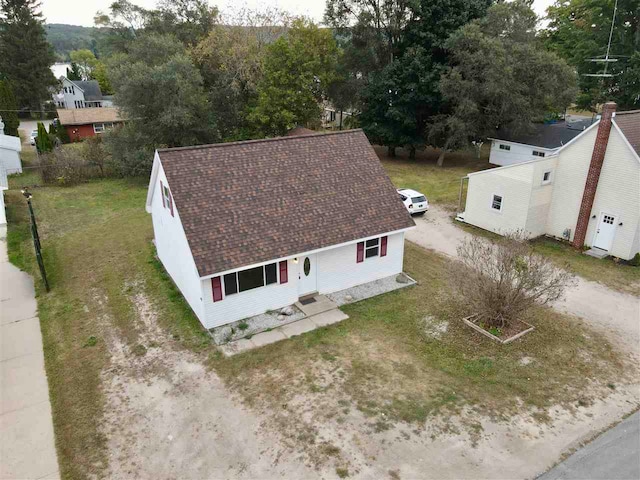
<box><xmin>146</xmin><ymin>130</ymin><xmax>415</xmax><ymax>330</ymax></box>
<box><xmin>459</xmin><ymin>103</ymin><xmax>640</xmax><ymax>261</ymax></box>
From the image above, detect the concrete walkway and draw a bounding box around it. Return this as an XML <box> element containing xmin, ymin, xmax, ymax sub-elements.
<box><xmin>0</xmin><ymin>225</ymin><xmax>59</xmax><ymax>479</ymax></box>
<box><xmin>220</xmin><ymin>309</ymin><xmax>348</xmax><ymax>356</ymax></box>
<box><xmin>537</xmin><ymin>411</ymin><xmax>640</xmax><ymax>480</ymax></box>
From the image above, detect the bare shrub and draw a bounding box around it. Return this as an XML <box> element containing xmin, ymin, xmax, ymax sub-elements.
<box><xmin>452</xmin><ymin>231</ymin><xmax>574</xmax><ymax>328</ymax></box>
<box><xmin>82</xmin><ymin>136</ymin><xmax>110</xmax><ymax>177</ymax></box>
<box><xmin>39</xmin><ymin>146</ymin><xmax>100</xmax><ymax>185</ymax></box>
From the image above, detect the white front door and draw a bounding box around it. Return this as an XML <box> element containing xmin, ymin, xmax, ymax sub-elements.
<box><xmin>593</xmin><ymin>213</ymin><xmax>617</xmax><ymax>251</ymax></box>
<box><xmin>298</xmin><ymin>254</ymin><xmax>317</xmax><ymax>296</ymax></box>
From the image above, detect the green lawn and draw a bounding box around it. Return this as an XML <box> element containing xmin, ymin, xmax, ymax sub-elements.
<box><xmin>376</xmin><ymin>145</ymin><xmax>492</xmax><ymax>207</ymax></box>
<box><xmin>5</xmin><ymin>176</ymin><xmax>629</xmax><ymax>477</ymax></box>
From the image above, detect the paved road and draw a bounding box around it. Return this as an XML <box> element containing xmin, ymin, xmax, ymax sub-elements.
<box><xmin>537</xmin><ymin>411</ymin><xmax>640</xmax><ymax>480</ymax></box>
<box><xmin>0</xmin><ymin>225</ymin><xmax>60</xmax><ymax>479</ymax></box>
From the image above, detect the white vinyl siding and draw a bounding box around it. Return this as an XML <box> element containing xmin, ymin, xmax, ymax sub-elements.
<box><xmin>489</xmin><ymin>140</ymin><xmax>557</xmax><ymax>166</ymax></box>
<box><xmin>150</xmin><ymin>156</ymin><xmax>205</xmax><ymax>321</ymax></box>
<box><xmin>201</xmin><ymin>232</ymin><xmax>406</xmax><ymax>329</ymax></box>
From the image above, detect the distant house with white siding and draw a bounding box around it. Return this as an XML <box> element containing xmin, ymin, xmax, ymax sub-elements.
<box><xmin>459</xmin><ymin>103</ymin><xmax>640</xmax><ymax>261</ymax></box>
<box><xmin>489</xmin><ymin>117</ymin><xmax>595</xmax><ymax>167</ymax></box>
<box><xmin>145</xmin><ymin>129</ymin><xmax>415</xmax><ymax>329</ymax></box>
<box><xmin>52</xmin><ymin>77</ymin><xmax>106</xmax><ymax>109</ymax></box>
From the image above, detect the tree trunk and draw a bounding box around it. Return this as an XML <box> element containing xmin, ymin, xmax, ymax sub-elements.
<box><xmin>388</xmin><ymin>146</ymin><xmax>396</xmax><ymax>157</ymax></box>
<box><xmin>436</xmin><ymin>150</ymin><xmax>446</xmax><ymax>167</ymax></box>
<box><xmin>409</xmin><ymin>145</ymin><xmax>416</xmax><ymax>160</ymax></box>
<box><xmin>339</xmin><ymin>110</ymin><xmax>343</xmax><ymax>131</ymax></box>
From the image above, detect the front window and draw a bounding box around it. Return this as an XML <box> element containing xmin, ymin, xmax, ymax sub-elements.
<box><xmin>533</xmin><ymin>150</ymin><xmax>545</xmax><ymax>157</ymax></box>
<box><xmin>542</xmin><ymin>170</ymin><xmax>552</xmax><ymax>184</ymax></box>
<box><xmin>365</xmin><ymin>238</ymin><xmax>379</xmax><ymax>258</ymax></box>
<box><xmin>499</xmin><ymin>144</ymin><xmax>511</xmax><ymax>151</ymax></box>
<box><xmin>223</xmin><ymin>263</ymin><xmax>279</xmax><ymax>296</ymax></box>
<box><xmin>491</xmin><ymin>194</ymin><xmax>503</xmax><ymax>212</ymax></box>
<box><xmin>94</xmin><ymin>123</ymin><xmax>105</xmax><ymax>133</ymax></box>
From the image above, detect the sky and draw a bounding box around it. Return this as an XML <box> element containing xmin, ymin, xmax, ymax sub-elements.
<box><xmin>41</xmin><ymin>0</ymin><xmax>557</xmax><ymax>27</ymax></box>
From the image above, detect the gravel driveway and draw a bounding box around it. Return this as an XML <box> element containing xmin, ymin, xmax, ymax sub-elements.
<box><xmin>406</xmin><ymin>206</ymin><xmax>640</xmax><ymax>358</ymax></box>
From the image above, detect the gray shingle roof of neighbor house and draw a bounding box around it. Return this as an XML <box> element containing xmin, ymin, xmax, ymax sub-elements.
<box><xmin>614</xmin><ymin>110</ymin><xmax>640</xmax><ymax>156</ymax></box>
<box><xmin>72</xmin><ymin>80</ymin><xmax>103</xmax><ymax>101</ymax></box>
<box><xmin>158</xmin><ymin>129</ymin><xmax>415</xmax><ymax>277</ymax></box>
<box><xmin>492</xmin><ymin>118</ymin><xmax>596</xmax><ymax>149</ymax></box>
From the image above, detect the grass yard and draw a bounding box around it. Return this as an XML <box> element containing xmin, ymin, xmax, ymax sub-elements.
<box><xmin>5</xmin><ymin>176</ymin><xmax>630</xmax><ymax>477</ymax></box>
<box><xmin>376</xmin><ymin>145</ymin><xmax>492</xmax><ymax>207</ymax></box>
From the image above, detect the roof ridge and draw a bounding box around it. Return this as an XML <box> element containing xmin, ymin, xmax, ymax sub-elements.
<box><xmin>615</xmin><ymin>109</ymin><xmax>640</xmax><ymax>116</ymax></box>
<box><xmin>157</xmin><ymin>129</ymin><xmax>364</xmax><ymax>154</ymax></box>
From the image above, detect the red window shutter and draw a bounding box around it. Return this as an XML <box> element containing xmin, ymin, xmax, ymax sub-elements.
<box><xmin>168</xmin><ymin>193</ymin><xmax>174</xmax><ymax>217</ymax></box>
<box><xmin>211</xmin><ymin>277</ymin><xmax>223</xmax><ymax>302</ymax></box>
<box><xmin>356</xmin><ymin>242</ymin><xmax>364</xmax><ymax>263</ymax></box>
<box><xmin>380</xmin><ymin>236</ymin><xmax>388</xmax><ymax>257</ymax></box>
<box><xmin>160</xmin><ymin>180</ymin><xmax>165</xmax><ymax>207</ymax></box>
<box><xmin>279</xmin><ymin>261</ymin><xmax>288</xmax><ymax>284</ymax></box>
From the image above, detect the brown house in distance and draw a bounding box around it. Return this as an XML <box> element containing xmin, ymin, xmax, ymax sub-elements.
<box><xmin>57</xmin><ymin>107</ymin><xmax>124</xmax><ymax>141</ymax></box>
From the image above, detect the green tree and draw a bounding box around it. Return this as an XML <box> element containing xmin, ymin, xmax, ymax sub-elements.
<box><xmin>433</xmin><ymin>1</ymin><xmax>577</xmax><ymax>166</ymax></box>
<box><xmin>106</xmin><ymin>34</ymin><xmax>215</xmax><ymax>174</ymax></box>
<box><xmin>0</xmin><ymin>79</ymin><xmax>20</xmax><ymax>136</ymax></box>
<box><xmin>0</xmin><ymin>0</ymin><xmax>57</xmax><ymax>110</ymax></box>
<box><xmin>69</xmin><ymin>49</ymin><xmax>98</xmax><ymax>80</ymax></box>
<box><xmin>66</xmin><ymin>63</ymin><xmax>82</xmax><ymax>80</ymax></box>
<box><xmin>249</xmin><ymin>19</ymin><xmax>340</xmax><ymax>137</ymax></box>
<box><xmin>35</xmin><ymin>121</ymin><xmax>53</xmax><ymax>153</ymax></box>
<box><xmin>91</xmin><ymin>62</ymin><xmax>113</xmax><ymax>94</ymax></box>
<box><xmin>543</xmin><ymin>0</ymin><xmax>640</xmax><ymax>110</ymax></box>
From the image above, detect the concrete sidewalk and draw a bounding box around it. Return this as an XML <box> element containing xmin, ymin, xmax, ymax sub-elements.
<box><xmin>0</xmin><ymin>225</ymin><xmax>59</xmax><ymax>479</ymax></box>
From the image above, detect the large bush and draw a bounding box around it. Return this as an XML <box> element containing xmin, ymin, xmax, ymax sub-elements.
<box><xmin>452</xmin><ymin>231</ymin><xmax>574</xmax><ymax>328</ymax></box>
<box><xmin>39</xmin><ymin>145</ymin><xmax>103</xmax><ymax>185</ymax></box>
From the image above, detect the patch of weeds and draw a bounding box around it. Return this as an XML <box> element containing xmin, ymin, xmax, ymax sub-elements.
<box><xmin>531</xmin><ymin>410</ymin><xmax>552</xmax><ymax>424</ymax></box>
<box><xmin>319</xmin><ymin>443</ymin><xmax>341</xmax><ymax>457</ymax></box>
<box><xmin>389</xmin><ymin>469</ymin><xmax>401</xmax><ymax>480</ymax></box>
<box><xmin>321</xmin><ymin>351</ymin><xmax>338</xmax><ymax>362</ymax></box>
<box><xmin>373</xmin><ymin>419</ymin><xmax>392</xmax><ymax>433</ymax></box>
<box><xmin>607</xmin><ymin>383</ymin><xmax>616</xmax><ymax>390</ymax></box>
<box><xmin>132</xmin><ymin>344</ymin><xmax>147</xmax><ymax>356</ymax></box>
<box><xmin>83</xmin><ymin>336</ymin><xmax>98</xmax><ymax>347</ymax></box>
<box><xmin>238</xmin><ymin>321</ymin><xmax>249</xmax><ymax>331</ymax></box>
<box><xmin>245</xmin><ymin>334</ymin><xmax>253</xmax><ymax>340</ymax></box>
<box><xmin>336</xmin><ymin>467</ymin><xmax>350</xmax><ymax>478</ymax></box>
<box><xmin>463</xmin><ymin>357</ymin><xmax>494</xmax><ymax>377</ymax></box>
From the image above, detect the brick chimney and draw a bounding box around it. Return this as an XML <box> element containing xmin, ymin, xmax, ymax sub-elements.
<box><xmin>572</xmin><ymin>102</ymin><xmax>616</xmax><ymax>249</ymax></box>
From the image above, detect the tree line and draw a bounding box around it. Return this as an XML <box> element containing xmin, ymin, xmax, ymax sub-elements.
<box><xmin>1</xmin><ymin>0</ymin><xmax>638</xmax><ymax>173</ymax></box>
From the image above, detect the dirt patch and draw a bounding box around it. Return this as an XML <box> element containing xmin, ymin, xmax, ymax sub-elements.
<box><xmin>98</xmin><ymin>283</ymin><xmax>319</xmax><ymax>479</ymax></box>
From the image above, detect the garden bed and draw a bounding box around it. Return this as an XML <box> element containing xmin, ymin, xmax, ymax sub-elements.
<box><xmin>463</xmin><ymin>314</ymin><xmax>535</xmax><ymax>344</ymax></box>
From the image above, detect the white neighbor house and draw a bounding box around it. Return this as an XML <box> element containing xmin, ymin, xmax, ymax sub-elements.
<box><xmin>52</xmin><ymin>77</ymin><xmax>106</xmax><ymax>109</ymax></box>
<box><xmin>459</xmin><ymin>103</ymin><xmax>640</xmax><ymax>261</ymax></box>
<box><xmin>488</xmin><ymin>117</ymin><xmax>595</xmax><ymax>166</ymax></box>
<box><xmin>146</xmin><ymin>129</ymin><xmax>415</xmax><ymax>330</ymax></box>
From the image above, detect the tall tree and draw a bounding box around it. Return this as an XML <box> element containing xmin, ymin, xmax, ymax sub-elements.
<box><xmin>0</xmin><ymin>79</ymin><xmax>20</xmax><ymax>136</ymax></box>
<box><xmin>544</xmin><ymin>0</ymin><xmax>640</xmax><ymax>110</ymax></box>
<box><xmin>0</xmin><ymin>0</ymin><xmax>57</xmax><ymax>110</ymax></box>
<box><xmin>66</xmin><ymin>63</ymin><xmax>82</xmax><ymax>80</ymax></box>
<box><xmin>248</xmin><ymin>19</ymin><xmax>340</xmax><ymax>137</ymax></box>
<box><xmin>69</xmin><ymin>49</ymin><xmax>98</xmax><ymax>80</ymax></box>
<box><xmin>354</xmin><ymin>0</ymin><xmax>491</xmax><ymax>157</ymax></box>
<box><xmin>433</xmin><ymin>1</ymin><xmax>577</xmax><ymax>165</ymax></box>
<box><xmin>106</xmin><ymin>34</ymin><xmax>215</xmax><ymax>174</ymax></box>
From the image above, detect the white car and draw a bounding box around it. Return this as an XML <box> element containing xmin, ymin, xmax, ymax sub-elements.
<box><xmin>29</xmin><ymin>130</ymin><xmax>38</xmax><ymax>146</ymax></box>
<box><xmin>398</xmin><ymin>188</ymin><xmax>429</xmax><ymax>215</ymax></box>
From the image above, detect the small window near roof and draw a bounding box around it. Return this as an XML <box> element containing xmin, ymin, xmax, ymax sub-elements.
<box><xmin>162</xmin><ymin>185</ymin><xmax>171</xmax><ymax>209</ymax></box>
<box><xmin>491</xmin><ymin>194</ymin><xmax>503</xmax><ymax>212</ymax></box>
<box><xmin>499</xmin><ymin>144</ymin><xmax>511</xmax><ymax>151</ymax></box>
<box><xmin>533</xmin><ymin>150</ymin><xmax>545</xmax><ymax>157</ymax></box>
<box><xmin>542</xmin><ymin>170</ymin><xmax>552</xmax><ymax>184</ymax></box>
<box><xmin>365</xmin><ymin>238</ymin><xmax>380</xmax><ymax>258</ymax></box>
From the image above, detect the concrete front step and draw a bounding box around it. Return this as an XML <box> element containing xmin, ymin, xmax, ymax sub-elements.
<box><xmin>219</xmin><ymin>309</ymin><xmax>349</xmax><ymax>357</ymax></box>
<box><xmin>584</xmin><ymin>248</ymin><xmax>609</xmax><ymax>259</ymax></box>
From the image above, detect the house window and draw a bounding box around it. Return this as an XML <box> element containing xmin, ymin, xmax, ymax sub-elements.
<box><xmin>162</xmin><ymin>185</ymin><xmax>171</xmax><ymax>207</ymax></box>
<box><xmin>223</xmin><ymin>263</ymin><xmax>280</xmax><ymax>297</ymax></box>
<box><xmin>491</xmin><ymin>194</ymin><xmax>503</xmax><ymax>212</ymax></box>
<box><xmin>533</xmin><ymin>150</ymin><xmax>545</xmax><ymax>157</ymax></box>
<box><xmin>499</xmin><ymin>144</ymin><xmax>511</xmax><ymax>151</ymax></box>
<box><xmin>542</xmin><ymin>170</ymin><xmax>552</xmax><ymax>184</ymax></box>
<box><xmin>365</xmin><ymin>238</ymin><xmax>379</xmax><ymax>258</ymax></box>
<box><xmin>94</xmin><ymin>122</ymin><xmax>114</xmax><ymax>134</ymax></box>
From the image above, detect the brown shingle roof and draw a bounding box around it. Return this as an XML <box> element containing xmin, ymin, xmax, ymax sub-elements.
<box><xmin>159</xmin><ymin>129</ymin><xmax>414</xmax><ymax>277</ymax></box>
<box><xmin>57</xmin><ymin>107</ymin><xmax>123</xmax><ymax>126</ymax></box>
<box><xmin>614</xmin><ymin>110</ymin><xmax>640</xmax><ymax>156</ymax></box>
